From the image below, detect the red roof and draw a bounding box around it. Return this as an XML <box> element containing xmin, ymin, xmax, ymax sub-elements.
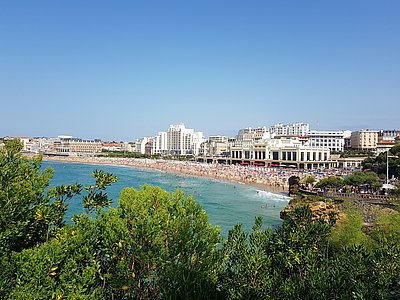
<box><xmin>377</xmin><ymin>141</ymin><xmax>396</xmax><ymax>145</ymax></box>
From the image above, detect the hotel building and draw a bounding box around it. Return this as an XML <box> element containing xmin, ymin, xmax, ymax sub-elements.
<box><xmin>165</xmin><ymin>124</ymin><xmax>205</xmax><ymax>156</ymax></box>
<box><xmin>268</xmin><ymin>122</ymin><xmax>310</xmax><ymax>136</ymax></box>
<box><xmin>47</xmin><ymin>136</ymin><xmax>102</xmax><ymax>155</ymax></box>
<box><xmin>350</xmin><ymin>130</ymin><xmax>379</xmax><ymax>151</ymax></box>
<box><xmin>307</xmin><ymin>130</ymin><xmax>351</xmax><ymax>152</ymax></box>
<box><xmin>153</xmin><ymin>132</ymin><xmax>168</xmax><ymax>155</ymax></box>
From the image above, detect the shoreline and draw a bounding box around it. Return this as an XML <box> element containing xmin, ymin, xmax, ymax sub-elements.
<box><xmin>41</xmin><ymin>156</ymin><xmax>290</xmax><ymax>197</ymax></box>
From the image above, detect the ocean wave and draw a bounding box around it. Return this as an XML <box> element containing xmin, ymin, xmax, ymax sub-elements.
<box><xmin>256</xmin><ymin>190</ymin><xmax>291</xmax><ymax>201</ymax></box>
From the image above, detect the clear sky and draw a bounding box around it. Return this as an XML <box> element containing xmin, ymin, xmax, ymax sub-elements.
<box><xmin>1</xmin><ymin>1</ymin><xmax>399</xmax><ymax>141</ymax></box>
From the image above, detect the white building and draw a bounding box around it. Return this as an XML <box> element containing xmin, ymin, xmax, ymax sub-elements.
<box><xmin>133</xmin><ymin>137</ymin><xmax>151</xmax><ymax>154</ymax></box>
<box><xmin>153</xmin><ymin>132</ymin><xmax>168</xmax><ymax>155</ymax></box>
<box><xmin>229</xmin><ymin>135</ymin><xmax>332</xmax><ymax>169</ymax></box>
<box><xmin>192</xmin><ymin>131</ymin><xmax>206</xmax><ymax>156</ymax></box>
<box><xmin>166</xmin><ymin>124</ymin><xmax>205</xmax><ymax>156</ymax></box>
<box><xmin>376</xmin><ymin>141</ymin><xmax>397</xmax><ymax>155</ymax></box>
<box><xmin>307</xmin><ymin>130</ymin><xmax>351</xmax><ymax>152</ymax></box>
<box><xmin>102</xmin><ymin>142</ymin><xmax>122</xmax><ymax>152</ymax></box>
<box><xmin>234</xmin><ymin>127</ymin><xmax>270</xmax><ymax>148</ymax></box>
<box><xmin>268</xmin><ymin>122</ymin><xmax>310</xmax><ymax>136</ymax></box>
<box><xmin>199</xmin><ymin>135</ymin><xmax>229</xmax><ymax>157</ymax></box>
<box><xmin>121</xmin><ymin>142</ymin><xmax>135</xmax><ymax>152</ymax></box>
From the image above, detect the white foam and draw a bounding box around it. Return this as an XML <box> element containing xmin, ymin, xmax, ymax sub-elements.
<box><xmin>255</xmin><ymin>190</ymin><xmax>291</xmax><ymax>201</ymax></box>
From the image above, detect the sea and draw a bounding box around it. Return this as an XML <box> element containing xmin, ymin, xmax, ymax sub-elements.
<box><xmin>42</xmin><ymin>161</ymin><xmax>290</xmax><ymax>237</ymax></box>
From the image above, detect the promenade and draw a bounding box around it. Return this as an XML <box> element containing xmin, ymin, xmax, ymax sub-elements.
<box><xmin>42</xmin><ymin>156</ymin><xmax>351</xmax><ymax>194</ymax></box>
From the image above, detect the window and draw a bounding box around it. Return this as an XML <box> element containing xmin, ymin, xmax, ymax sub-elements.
<box><xmin>273</xmin><ymin>151</ymin><xmax>279</xmax><ymax>160</ymax></box>
<box><xmin>282</xmin><ymin>152</ymin><xmax>287</xmax><ymax>160</ymax></box>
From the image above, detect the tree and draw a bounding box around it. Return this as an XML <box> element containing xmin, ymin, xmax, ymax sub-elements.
<box><xmin>83</xmin><ymin>170</ymin><xmax>118</xmax><ymax>214</ymax></box>
<box><xmin>362</xmin><ymin>145</ymin><xmax>400</xmax><ymax>179</ymax></box>
<box><xmin>8</xmin><ymin>216</ymin><xmax>105</xmax><ymax>300</ymax></box>
<box><xmin>218</xmin><ymin>217</ymin><xmax>273</xmax><ymax>299</ymax></box>
<box><xmin>304</xmin><ymin>176</ymin><xmax>316</xmax><ymax>185</ymax></box>
<box><xmin>343</xmin><ymin>171</ymin><xmax>382</xmax><ymax>189</ymax></box>
<box><xmin>96</xmin><ymin>185</ymin><xmax>221</xmax><ymax>299</ymax></box>
<box><xmin>314</xmin><ymin>176</ymin><xmax>344</xmax><ymax>191</ymax></box>
<box><xmin>0</xmin><ymin>139</ymin><xmax>81</xmax><ymax>253</ymax></box>
<box><xmin>218</xmin><ymin>206</ymin><xmax>334</xmax><ymax>299</ymax></box>
<box><xmin>7</xmin><ymin>185</ymin><xmax>222</xmax><ymax>299</ymax></box>
<box><xmin>0</xmin><ymin>139</ymin><xmax>82</xmax><ymax>298</ymax></box>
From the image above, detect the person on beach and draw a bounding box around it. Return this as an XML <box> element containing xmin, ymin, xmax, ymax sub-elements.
<box><xmin>42</xmin><ymin>155</ymin><xmax>350</xmax><ymax>194</ymax></box>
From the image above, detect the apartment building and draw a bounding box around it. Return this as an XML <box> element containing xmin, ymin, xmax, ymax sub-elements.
<box><xmin>307</xmin><ymin>130</ymin><xmax>351</xmax><ymax>152</ymax></box>
<box><xmin>378</xmin><ymin>130</ymin><xmax>399</xmax><ymax>143</ymax></box>
<box><xmin>268</xmin><ymin>122</ymin><xmax>310</xmax><ymax>136</ymax></box>
<box><xmin>199</xmin><ymin>135</ymin><xmax>229</xmax><ymax>157</ymax></box>
<box><xmin>153</xmin><ymin>132</ymin><xmax>168</xmax><ymax>155</ymax></box>
<box><xmin>350</xmin><ymin>130</ymin><xmax>379</xmax><ymax>151</ymax></box>
<box><xmin>132</xmin><ymin>137</ymin><xmax>151</xmax><ymax>154</ymax></box>
<box><xmin>166</xmin><ymin>124</ymin><xmax>205</xmax><ymax>156</ymax></box>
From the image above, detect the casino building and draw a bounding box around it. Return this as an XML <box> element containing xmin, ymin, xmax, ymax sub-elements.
<box><xmin>228</xmin><ymin>136</ymin><xmax>332</xmax><ymax>169</ymax></box>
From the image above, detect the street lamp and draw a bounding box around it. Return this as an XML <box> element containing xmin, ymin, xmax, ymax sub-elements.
<box><xmin>386</xmin><ymin>151</ymin><xmax>399</xmax><ymax>184</ymax></box>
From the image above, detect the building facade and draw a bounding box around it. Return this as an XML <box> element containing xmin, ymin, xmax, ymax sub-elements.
<box><xmin>350</xmin><ymin>130</ymin><xmax>379</xmax><ymax>151</ymax></box>
<box><xmin>228</xmin><ymin>136</ymin><xmax>332</xmax><ymax>169</ymax></box>
<box><xmin>199</xmin><ymin>135</ymin><xmax>229</xmax><ymax>157</ymax></box>
<box><xmin>378</xmin><ymin>130</ymin><xmax>399</xmax><ymax>143</ymax></box>
<box><xmin>153</xmin><ymin>132</ymin><xmax>168</xmax><ymax>155</ymax></box>
<box><xmin>166</xmin><ymin>124</ymin><xmax>205</xmax><ymax>156</ymax></box>
<box><xmin>307</xmin><ymin>130</ymin><xmax>351</xmax><ymax>152</ymax></box>
<box><xmin>376</xmin><ymin>141</ymin><xmax>397</xmax><ymax>155</ymax></box>
<box><xmin>133</xmin><ymin>137</ymin><xmax>151</xmax><ymax>154</ymax></box>
<box><xmin>46</xmin><ymin>136</ymin><xmax>103</xmax><ymax>155</ymax></box>
<box><xmin>268</xmin><ymin>122</ymin><xmax>310</xmax><ymax>136</ymax></box>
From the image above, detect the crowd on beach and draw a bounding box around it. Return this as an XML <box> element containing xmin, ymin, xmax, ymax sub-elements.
<box><xmin>43</xmin><ymin>156</ymin><xmax>352</xmax><ymax>194</ymax></box>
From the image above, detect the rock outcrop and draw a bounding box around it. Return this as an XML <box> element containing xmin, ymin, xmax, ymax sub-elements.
<box><xmin>281</xmin><ymin>199</ymin><xmax>340</xmax><ymax>224</ymax></box>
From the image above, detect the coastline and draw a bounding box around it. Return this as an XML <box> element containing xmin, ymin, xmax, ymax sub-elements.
<box><xmin>41</xmin><ymin>156</ymin><xmax>290</xmax><ymax>197</ymax></box>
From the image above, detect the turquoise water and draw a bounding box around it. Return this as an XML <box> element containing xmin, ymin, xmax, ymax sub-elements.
<box><xmin>42</xmin><ymin>161</ymin><xmax>290</xmax><ymax>236</ymax></box>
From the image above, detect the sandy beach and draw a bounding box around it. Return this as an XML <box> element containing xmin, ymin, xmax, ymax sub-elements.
<box><xmin>41</xmin><ymin>156</ymin><xmax>290</xmax><ymax>194</ymax></box>
<box><xmin>40</xmin><ymin>156</ymin><xmax>350</xmax><ymax>196</ymax></box>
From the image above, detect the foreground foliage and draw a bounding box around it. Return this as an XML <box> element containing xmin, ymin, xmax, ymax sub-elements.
<box><xmin>7</xmin><ymin>186</ymin><xmax>221</xmax><ymax>299</ymax></box>
<box><xmin>1</xmin><ymin>139</ymin><xmax>400</xmax><ymax>299</ymax></box>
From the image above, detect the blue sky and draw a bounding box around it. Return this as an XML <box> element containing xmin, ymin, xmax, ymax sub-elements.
<box><xmin>1</xmin><ymin>1</ymin><xmax>399</xmax><ymax>141</ymax></box>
